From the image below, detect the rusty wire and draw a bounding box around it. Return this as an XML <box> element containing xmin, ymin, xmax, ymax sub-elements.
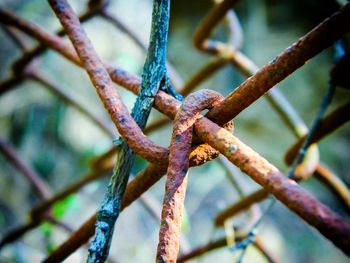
<box><xmin>0</xmin><ymin>0</ymin><xmax>349</xmax><ymax>262</ymax></box>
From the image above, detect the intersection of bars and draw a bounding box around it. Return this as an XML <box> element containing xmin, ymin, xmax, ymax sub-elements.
<box><xmin>0</xmin><ymin>0</ymin><xmax>349</xmax><ymax>262</ymax></box>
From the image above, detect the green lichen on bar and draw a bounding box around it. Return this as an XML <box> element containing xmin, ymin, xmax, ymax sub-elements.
<box><xmin>87</xmin><ymin>0</ymin><xmax>180</xmax><ymax>262</ymax></box>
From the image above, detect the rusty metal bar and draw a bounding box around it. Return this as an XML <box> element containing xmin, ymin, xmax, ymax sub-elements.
<box><xmin>157</xmin><ymin>90</ymin><xmax>224</xmax><ymax>262</ymax></box>
<box><xmin>206</xmin><ymin>4</ymin><xmax>350</xmax><ymax>126</ymax></box>
<box><xmin>195</xmin><ymin>117</ymin><xmax>350</xmax><ymax>255</ymax></box>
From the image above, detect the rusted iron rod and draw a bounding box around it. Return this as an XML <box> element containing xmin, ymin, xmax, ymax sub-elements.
<box><xmin>46</xmin><ymin>100</ymin><xmax>350</xmax><ymax>260</ymax></box>
<box><xmin>0</xmin><ymin>4</ymin><xmax>350</xmax><ymax>141</ymax></box>
<box><xmin>1</xmin><ymin>7</ymin><xmax>221</xmax><ymax>166</ymax></box>
<box><xmin>1</xmin><ymin>2</ymin><xmax>348</xmax><ymax>260</ymax></box>
<box><xmin>156</xmin><ymin>90</ymin><xmax>224</xmax><ymax>262</ymax></box>
<box><xmin>205</xmin><ymin>3</ymin><xmax>350</xmax><ymax>126</ymax></box>
<box><xmin>1</xmin><ymin>5</ymin><xmax>348</xmax><ymax>135</ymax></box>
<box><xmin>215</xmin><ymin>160</ymin><xmax>350</xmax><ymax>225</ymax></box>
<box><xmin>194</xmin><ymin>117</ymin><xmax>350</xmax><ymax>255</ymax></box>
<box><xmin>46</xmin><ymin>1</ymin><xmax>174</xmax><ymax>261</ymax></box>
<box><xmin>145</xmin><ymin>56</ymin><xmax>230</xmax><ymax>134</ymax></box>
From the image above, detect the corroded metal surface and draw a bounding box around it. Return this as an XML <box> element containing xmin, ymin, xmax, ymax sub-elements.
<box><xmin>0</xmin><ymin>1</ymin><xmax>349</xmax><ymax>262</ymax></box>
<box><xmin>195</xmin><ymin>118</ymin><xmax>350</xmax><ymax>254</ymax></box>
<box><xmin>156</xmin><ymin>90</ymin><xmax>224</xmax><ymax>262</ymax></box>
<box><xmin>206</xmin><ymin>4</ymin><xmax>350</xmax><ymax>126</ymax></box>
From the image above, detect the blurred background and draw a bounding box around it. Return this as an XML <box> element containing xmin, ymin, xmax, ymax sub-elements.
<box><xmin>0</xmin><ymin>0</ymin><xmax>349</xmax><ymax>262</ymax></box>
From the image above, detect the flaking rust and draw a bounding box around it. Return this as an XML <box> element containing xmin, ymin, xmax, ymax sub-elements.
<box><xmin>156</xmin><ymin>90</ymin><xmax>226</xmax><ymax>262</ymax></box>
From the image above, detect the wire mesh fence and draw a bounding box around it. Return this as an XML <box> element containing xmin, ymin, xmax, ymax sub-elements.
<box><xmin>0</xmin><ymin>0</ymin><xmax>349</xmax><ymax>262</ymax></box>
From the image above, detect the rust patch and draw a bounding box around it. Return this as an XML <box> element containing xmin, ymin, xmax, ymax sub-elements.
<box><xmin>156</xmin><ymin>89</ymin><xmax>225</xmax><ymax>262</ymax></box>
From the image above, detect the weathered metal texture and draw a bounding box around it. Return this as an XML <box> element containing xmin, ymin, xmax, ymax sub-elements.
<box><xmin>0</xmin><ymin>8</ymin><xmax>225</xmax><ymax>167</ymax></box>
<box><xmin>206</xmin><ymin>3</ymin><xmax>350</xmax><ymax>126</ymax></box>
<box><xmin>48</xmin><ymin>0</ymin><xmax>171</xmax><ymax>166</ymax></box>
<box><xmin>193</xmin><ymin>0</ymin><xmax>320</xmax><ymax>181</ymax></box>
<box><xmin>0</xmin><ymin>0</ymin><xmax>349</xmax><ymax>262</ymax></box>
<box><xmin>43</xmin><ymin>134</ymin><xmax>234</xmax><ymax>263</ymax></box>
<box><xmin>195</xmin><ymin>118</ymin><xmax>350</xmax><ymax>255</ymax></box>
<box><xmin>215</xmin><ymin>161</ymin><xmax>350</xmax><ymax>226</ymax></box>
<box><xmin>285</xmin><ymin>102</ymin><xmax>350</xmax><ymax>165</ymax></box>
<box><xmin>2</xmin><ymin>4</ymin><xmax>348</xmax><ymax>146</ymax></box>
<box><xmin>156</xmin><ymin>90</ymin><xmax>224</xmax><ymax>262</ymax></box>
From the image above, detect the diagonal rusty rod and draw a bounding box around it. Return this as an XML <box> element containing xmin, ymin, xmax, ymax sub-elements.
<box><xmin>1</xmin><ymin>4</ymin><xmax>348</xmax><ymax>135</ymax></box>
<box><xmin>194</xmin><ymin>117</ymin><xmax>350</xmax><ymax>255</ymax></box>
<box><xmin>215</xmin><ymin>102</ymin><xmax>350</xmax><ymax>225</ymax></box>
<box><xmin>205</xmin><ymin>3</ymin><xmax>350</xmax><ymax>126</ymax></box>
